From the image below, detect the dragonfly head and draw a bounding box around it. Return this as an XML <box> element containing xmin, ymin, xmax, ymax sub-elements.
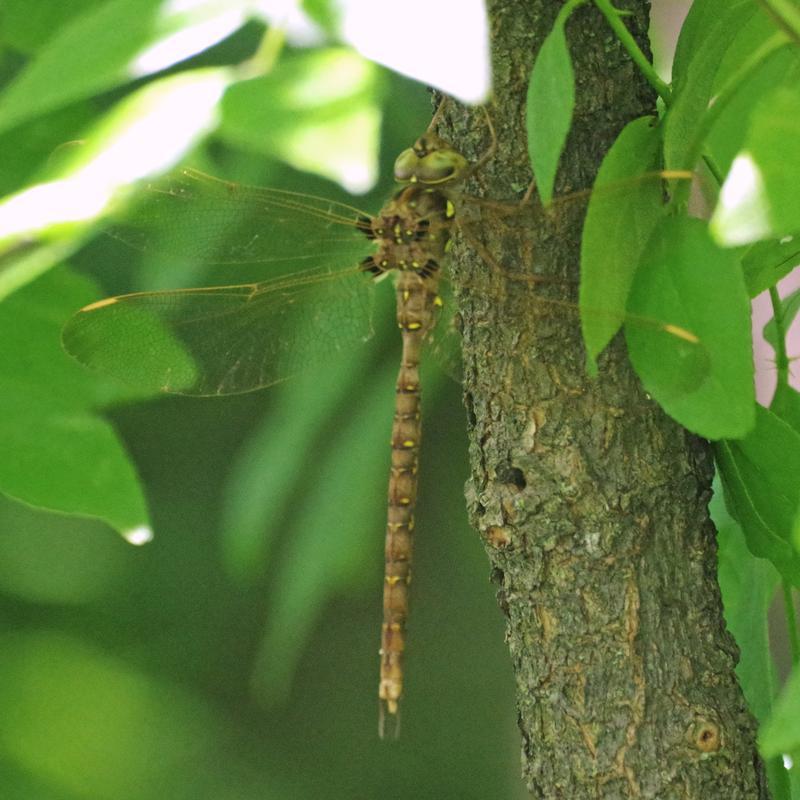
<box><xmin>393</xmin><ymin>133</ymin><xmax>469</xmax><ymax>186</ymax></box>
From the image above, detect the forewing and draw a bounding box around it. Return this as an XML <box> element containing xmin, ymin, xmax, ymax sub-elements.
<box><xmin>62</xmin><ymin>268</ymin><xmax>376</xmax><ymax>396</ymax></box>
<box><xmin>109</xmin><ymin>168</ymin><xmax>375</xmax><ymax>271</ymax></box>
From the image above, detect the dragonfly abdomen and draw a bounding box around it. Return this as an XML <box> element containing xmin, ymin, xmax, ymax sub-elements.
<box><xmin>377</xmin><ymin>134</ymin><xmax>466</xmax><ymax>735</ymax></box>
<box><xmin>379</xmin><ymin>263</ymin><xmax>445</xmax><ymax>729</ymax></box>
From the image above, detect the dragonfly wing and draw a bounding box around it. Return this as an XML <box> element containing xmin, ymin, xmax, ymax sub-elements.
<box><xmin>63</xmin><ymin>268</ymin><xmax>376</xmax><ymax>396</ymax></box>
<box><xmin>109</xmin><ymin>168</ymin><xmax>375</xmax><ymax>271</ymax></box>
<box><xmin>424</xmin><ymin>279</ymin><xmax>463</xmax><ymax>383</ymax></box>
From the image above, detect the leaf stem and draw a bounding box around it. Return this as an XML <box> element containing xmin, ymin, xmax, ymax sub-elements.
<box><xmin>768</xmin><ymin>285</ymin><xmax>790</xmax><ymax>390</ymax></box>
<box><xmin>759</xmin><ymin>0</ymin><xmax>800</xmax><ymax>45</ymax></box>
<box><xmin>237</xmin><ymin>23</ymin><xmax>286</xmax><ymax>80</ymax></box>
<box><xmin>782</xmin><ymin>581</ymin><xmax>800</xmax><ymax>667</ymax></box>
<box><xmin>593</xmin><ymin>0</ymin><xmax>672</xmax><ymax>106</ymax></box>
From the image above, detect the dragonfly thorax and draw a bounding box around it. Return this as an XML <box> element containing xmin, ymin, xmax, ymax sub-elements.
<box><xmin>393</xmin><ymin>133</ymin><xmax>469</xmax><ymax>186</ymax></box>
<box><xmin>359</xmin><ymin>185</ymin><xmax>455</xmax><ymax>279</ymax></box>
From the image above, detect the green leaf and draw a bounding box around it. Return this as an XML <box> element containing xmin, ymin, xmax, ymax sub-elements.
<box><xmin>664</xmin><ymin>0</ymin><xmax>756</xmax><ymax>171</ymax></box>
<box><xmin>0</xmin><ymin>495</ymin><xmax>125</xmax><ymax>604</ymax></box>
<box><xmin>0</xmin><ymin>0</ymin><xmax>161</xmax><ymax>134</ymax></box>
<box><xmin>220</xmin><ymin>48</ymin><xmax>382</xmax><ymax>191</ymax></box>
<box><xmin>0</xmin><ymin>631</ymin><xmax>220</xmax><ymax>798</ymax></box>
<box><xmin>715</xmin><ymin>405</ymin><xmax>800</xmax><ymax>586</ymax></box>
<box><xmin>0</xmin><ymin>0</ymin><xmax>248</xmax><ymax>136</ymax></box>
<box><xmin>580</xmin><ymin>116</ymin><xmax>664</xmax><ymax>365</ymax></box>
<box><xmin>0</xmin><ymin>269</ymin><xmax>150</xmax><ymax>540</ymax></box>
<box><xmin>219</xmin><ymin>325</ymin><xmax>388</xmax><ymax>580</ymax></box>
<box><xmin>627</xmin><ymin>216</ymin><xmax>754</xmax><ymax>440</ymax></box>
<box><xmin>671</xmin><ymin>0</ymin><xmax>736</xmax><ymax>83</ymax></box>
<box><xmin>771</xmin><ymin>383</ymin><xmax>800</xmax><ymax>432</ymax></box>
<box><xmin>1</xmin><ymin>0</ymin><xmax>100</xmax><ymax>54</ymax></box>
<box><xmin>300</xmin><ymin>0</ymin><xmax>341</xmax><ymax>35</ymax></box>
<box><xmin>248</xmin><ymin>360</ymin><xmax>393</xmax><ymax>703</ymax></box>
<box><xmin>526</xmin><ymin>15</ymin><xmax>575</xmax><ymax>205</ymax></box>
<box><xmin>713</xmin><ymin>485</ymin><xmax>780</xmax><ymax>723</ymax></box>
<box><xmin>0</xmin><ymin>68</ymin><xmax>232</xmax><ymax>300</ymax></box>
<box><xmin>0</xmin><ymin>102</ymin><xmax>96</xmax><ymax>197</ymax></box>
<box><xmin>712</xmin><ymin>482</ymin><xmax>791</xmax><ymax>798</ymax></box>
<box><xmin>760</xmin><ymin>665</ymin><xmax>800</xmax><ymax>757</ymax></box>
<box><xmin>712</xmin><ymin>86</ymin><xmax>800</xmax><ymax>246</ymax></box>
<box><xmin>706</xmin><ymin>18</ymin><xmax>800</xmax><ymax>177</ymax></box>
<box><xmin>742</xmin><ymin>236</ymin><xmax>800</xmax><ymax>298</ymax></box>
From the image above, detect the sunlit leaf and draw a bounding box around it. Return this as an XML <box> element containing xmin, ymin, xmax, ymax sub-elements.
<box><xmin>627</xmin><ymin>216</ymin><xmax>754</xmax><ymax>440</ymax></box>
<box><xmin>220</xmin><ymin>48</ymin><xmax>382</xmax><ymax>192</ymax></box>
<box><xmin>712</xmin><ymin>87</ymin><xmax>800</xmax><ymax>246</ymax></box>
<box><xmin>0</xmin><ymin>0</ymin><xmax>249</xmax><ymax>135</ymax></box>
<box><xmin>0</xmin><ymin>68</ymin><xmax>231</xmax><ymax>299</ymax></box>
<box><xmin>580</xmin><ymin>116</ymin><xmax>664</xmax><ymax>365</ymax></box>
<box><xmin>715</xmin><ymin>405</ymin><xmax>800</xmax><ymax>586</ymax></box>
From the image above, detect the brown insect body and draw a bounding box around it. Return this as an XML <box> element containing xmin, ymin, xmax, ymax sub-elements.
<box><xmin>364</xmin><ymin>132</ymin><xmax>471</xmax><ymax>732</ymax></box>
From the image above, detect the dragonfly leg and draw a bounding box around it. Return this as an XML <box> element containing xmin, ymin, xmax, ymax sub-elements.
<box><xmin>455</xmin><ymin>217</ymin><xmax>571</xmax><ymax>294</ymax></box>
<box><xmin>468</xmin><ymin>105</ymin><xmax>497</xmax><ymax>175</ymax></box>
<box><xmin>427</xmin><ymin>95</ymin><xmax>451</xmax><ymax>133</ymax></box>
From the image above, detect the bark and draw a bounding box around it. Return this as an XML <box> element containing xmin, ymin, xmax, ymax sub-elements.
<box><xmin>443</xmin><ymin>1</ymin><xmax>768</xmax><ymax>797</ymax></box>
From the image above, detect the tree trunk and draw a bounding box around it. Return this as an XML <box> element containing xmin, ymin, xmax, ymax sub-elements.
<box><xmin>445</xmin><ymin>0</ymin><xmax>768</xmax><ymax>796</ymax></box>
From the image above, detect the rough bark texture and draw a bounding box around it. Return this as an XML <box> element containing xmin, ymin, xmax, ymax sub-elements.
<box><xmin>441</xmin><ymin>1</ymin><xmax>768</xmax><ymax>797</ymax></box>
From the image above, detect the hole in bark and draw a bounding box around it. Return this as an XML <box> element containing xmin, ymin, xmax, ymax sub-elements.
<box><xmin>497</xmin><ymin>462</ymin><xmax>526</xmax><ymax>489</ymax></box>
<box><xmin>693</xmin><ymin>720</ymin><xmax>721</xmax><ymax>753</ymax></box>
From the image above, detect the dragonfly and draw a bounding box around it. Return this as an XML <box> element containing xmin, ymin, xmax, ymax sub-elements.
<box><xmin>62</xmin><ymin>112</ymin><xmax>701</xmax><ymax>736</ymax></box>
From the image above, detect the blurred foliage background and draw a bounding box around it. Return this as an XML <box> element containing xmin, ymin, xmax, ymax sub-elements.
<box><xmin>0</xmin><ymin>1</ymin><xmax>524</xmax><ymax>798</ymax></box>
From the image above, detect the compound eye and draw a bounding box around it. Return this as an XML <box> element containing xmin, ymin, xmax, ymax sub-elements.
<box><xmin>416</xmin><ymin>149</ymin><xmax>469</xmax><ymax>184</ymax></box>
<box><xmin>393</xmin><ymin>148</ymin><xmax>419</xmax><ymax>182</ymax></box>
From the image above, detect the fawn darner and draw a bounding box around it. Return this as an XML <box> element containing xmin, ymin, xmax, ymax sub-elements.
<box><xmin>62</xmin><ymin>111</ymin><xmax>699</xmax><ymax>735</ymax></box>
<box><xmin>62</xmin><ymin>112</ymin><xmax>490</xmax><ymax>734</ymax></box>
